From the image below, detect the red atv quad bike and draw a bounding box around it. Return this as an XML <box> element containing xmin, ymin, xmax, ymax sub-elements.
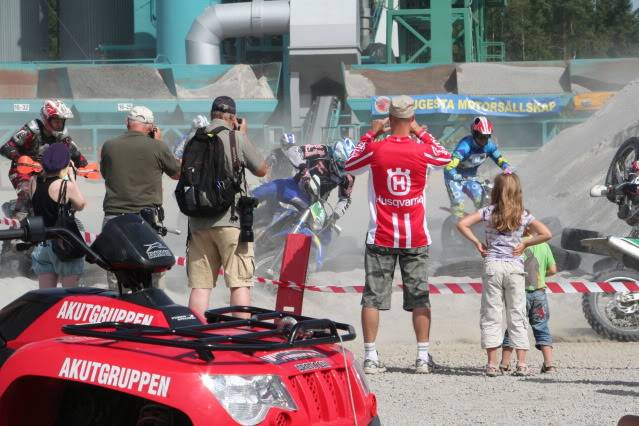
<box><xmin>0</xmin><ymin>215</ymin><xmax>379</xmax><ymax>426</ymax></box>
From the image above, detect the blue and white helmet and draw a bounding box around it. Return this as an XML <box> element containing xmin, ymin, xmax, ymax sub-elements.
<box><xmin>191</xmin><ymin>114</ymin><xmax>210</xmax><ymax>131</ymax></box>
<box><xmin>280</xmin><ymin>132</ymin><xmax>297</xmax><ymax>148</ymax></box>
<box><xmin>332</xmin><ymin>137</ymin><xmax>356</xmax><ymax>171</ymax></box>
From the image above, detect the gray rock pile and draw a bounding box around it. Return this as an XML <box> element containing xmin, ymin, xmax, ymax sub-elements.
<box><xmin>176</xmin><ymin>64</ymin><xmax>274</xmax><ymax>99</ymax></box>
<box><xmin>518</xmin><ymin>78</ymin><xmax>639</xmax><ymax>236</ymax></box>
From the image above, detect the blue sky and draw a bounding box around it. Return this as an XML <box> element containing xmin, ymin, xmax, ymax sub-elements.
<box><xmin>635</xmin><ymin>0</ymin><xmax>639</xmax><ymax>10</ymax></box>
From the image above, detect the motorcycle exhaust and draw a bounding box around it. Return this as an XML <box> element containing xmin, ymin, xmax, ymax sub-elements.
<box><xmin>590</xmin><ymin>185</ymin><xmax>608</xmax><ymax>197</ymax></box>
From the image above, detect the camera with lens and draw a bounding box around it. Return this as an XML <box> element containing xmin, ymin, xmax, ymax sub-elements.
<box><xmin>236</xmin><ymin>196</ymin><xmax>259</xmax><ymax>242</ymax></box>
<box><xmin>140</xmin><ymin>206</ymin><xmax>167</xmax><ymax>236</ymax></box>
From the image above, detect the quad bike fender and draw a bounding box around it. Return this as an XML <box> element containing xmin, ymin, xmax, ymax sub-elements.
<box><xmin>0</xmin><ymin>339</ymin><xmax>207</xmax><ymax>424</ymax></box>
<box><xmin>0</xmin><ymin>339</ymin><xmax>375</xmax><ymax>425</ymax></box>
<box><xmin>1</xmin><ymin>294</ymin><xmax>172</xmax><ymax>351</ymax></box>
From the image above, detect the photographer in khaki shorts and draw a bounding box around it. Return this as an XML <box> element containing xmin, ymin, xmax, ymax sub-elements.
<box><xmin>187</xmin><ymin>96</ymin><xmax>268</xmax><ymax>318</ymax></box>
<box><xmin>345</xmin><ymin>96</ymin><xmax>452</xmax><ymax>374</ymax></box>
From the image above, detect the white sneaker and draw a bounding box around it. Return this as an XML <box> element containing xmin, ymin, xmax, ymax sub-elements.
<box><xmin>415</xmin><ymin>354</ymin><xmax>435</xmax><ymax>374</ymax></box>
<box><xmin>363</xmin><ymin>358</ymin><xmax>386</xmax><ymax>374</ymax></box>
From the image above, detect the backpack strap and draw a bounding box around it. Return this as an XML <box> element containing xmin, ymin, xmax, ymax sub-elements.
<box><xmin>229</xmin><ymin>130</ymin><xmax>241</xmax><ymax>173</ymax></box>
<box><xmin>56</xmin><ymin>179</ymin><xmax>68</xmax><ymax>207</ymax></box>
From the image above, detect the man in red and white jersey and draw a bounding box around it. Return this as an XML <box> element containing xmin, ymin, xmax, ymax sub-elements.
<box><xmin>345</xmin><ymin>95</ymin><xmax>451</xmax><ymax>374</ymax></box>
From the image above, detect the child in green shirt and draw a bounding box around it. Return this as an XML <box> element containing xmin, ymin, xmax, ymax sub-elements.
<box><xmin>500</xmin><ymin>240</ymin><xmax>557</xmax><ymax>374</ymax></box>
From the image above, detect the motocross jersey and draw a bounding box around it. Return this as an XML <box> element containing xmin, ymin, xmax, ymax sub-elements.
<box><xmin>345</xmin><ymin>129</ymin><xmax>452</xmax><ymax>248</ymax></box>
<box><xmin>266</xmin><ymin>147</ymin><xmax>295</xmax><ymax>179</ymax></box>
<box><xmin>0</xmin><ymin>119</ymin><xmax>88</xmax><ymax>168</ymax></box>
<box><xmin>444</xmin><ymin>135</ymin><xmax>508</xmax><ymax>179</ymax></box>
<box><xmin>286</xmin><ymin>144</ymin><xmax>355</xmax><ymax>203</ymax></box>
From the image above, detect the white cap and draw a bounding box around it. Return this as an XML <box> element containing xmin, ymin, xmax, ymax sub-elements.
<box><xmin>127</xmin><ymin>106</ymin><xmax>154</xmax><ymax>124</ymax></box>
<box><xmin>389</xmin><ymin>95</ymin><xmax>416</xmax><ymax>119</ymax></box>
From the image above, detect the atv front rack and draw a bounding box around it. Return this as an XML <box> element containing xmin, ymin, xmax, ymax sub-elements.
<box><xmin>62</xmin><ymin>306</ymin><xmax>356</xmax><ymax>361</ymax></box>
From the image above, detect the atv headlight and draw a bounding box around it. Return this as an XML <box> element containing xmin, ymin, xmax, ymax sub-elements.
<box><xmin>202</xmin><ymin>375</ymin><xmax>297</xmax><ymax>425</ymax></box>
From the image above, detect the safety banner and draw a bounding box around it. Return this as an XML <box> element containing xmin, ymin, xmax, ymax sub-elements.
<box><xmin>371</xmin><ymin>94</ymin><xmax>571</xmax><ymax>117</ymax></box>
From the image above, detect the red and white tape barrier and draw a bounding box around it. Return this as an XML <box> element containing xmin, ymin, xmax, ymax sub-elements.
<box><xmin>254</xmin><ymin>278</ymin><xmax>639</xmax><ymax>294</ymax></box>
<box><xmin>3</xmin><ymin>218</ymin><xmax>639</xmax><ymax>294</ymax></box>
<box><xmin>0</xmin><ymin>217</ymin><xmax>19</xmax><ymax>227</ymax></box>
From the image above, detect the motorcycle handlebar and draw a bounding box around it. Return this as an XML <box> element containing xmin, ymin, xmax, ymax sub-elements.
<box><xmin>0</xmin><ymin>217</ymin><xmax>111</xmax><ymax>271</ymax></box>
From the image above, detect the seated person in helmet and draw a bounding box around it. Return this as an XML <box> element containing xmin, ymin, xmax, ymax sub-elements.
<box><xmin>444</xmin><ymin>116</ymin><xmax>511</xmax><ymax>218</ymax></box>
<box><xmin>252</xmin><ymin>137</ymin><xmax>357</xmax><ymax>225</ymax></box>
<box><xmin>0</xmin><ymin>99</ymin><xmax>88</xmax><ymax>218</ymax></box>
<box><xmin>264</xmin><ymin>132</ymin><xmax>298</xmax><ymax>180</ymax></box>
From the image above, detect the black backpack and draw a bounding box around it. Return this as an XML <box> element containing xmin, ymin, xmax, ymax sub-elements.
<box><xmin>175</xmin><ymin>126</ymin><xmax>242</xmax><ymax>218</ymax></box>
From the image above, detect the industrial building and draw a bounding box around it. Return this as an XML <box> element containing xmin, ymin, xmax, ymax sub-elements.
<box><xmin>0</xmin><ymin>0</ymin><xmax>636</xmax><ymax>159</ymax></box>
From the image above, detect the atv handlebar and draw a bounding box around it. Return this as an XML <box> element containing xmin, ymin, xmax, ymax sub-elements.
<box><xmin>0</xmin><ymin>217</ymin><xmax>111</xmax><ymax>270</ymax></box>
<box><xmin>0</xmin><ymin>227</ymin><xmax>27</xmax><ymax>240</ymax></box>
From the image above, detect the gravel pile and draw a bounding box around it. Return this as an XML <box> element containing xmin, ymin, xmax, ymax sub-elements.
<box><xmin>344</xmin><ymin>65</ymin><xmax>455</xmax><ymax>97</ymax></box>
<box><xmin>176</xmin><ymin>64</ymin><xmax>275</xmax><ymax>99</ymax></box>
<box><xmin>456</xmin><ymin>63</ymin><xmax>568</xmax><ymax>95</ymax></box>
<box><xmin>0</xmin><ymin>69</ymin><xmax>37</xmax><ymax>98</ymax></box>
<box><xmin>67</xmin><ymin>66</ymin><xmax>174</xmax><ymax>99</ymax></box>
<box><xmin>569</xmin><ymin>58</ymin><xmax>639</xmax><ymax>91</ymax></box>
<box><xmin>517</xmin><ymin>78</ymin><xmax>639</xmax><ymax>236</ymax></box>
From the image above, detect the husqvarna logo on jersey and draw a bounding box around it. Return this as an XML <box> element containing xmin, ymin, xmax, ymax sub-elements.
<box><xmin>387</xmin><ymin>168</ymin><xmax>411</xmax><ymax>196</ymax></box>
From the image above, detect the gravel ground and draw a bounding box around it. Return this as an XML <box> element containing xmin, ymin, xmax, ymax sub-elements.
<box><xmin>344</xmin><ymin>341</ymin><xmax>639</xmax><ymax>425</ymax></box>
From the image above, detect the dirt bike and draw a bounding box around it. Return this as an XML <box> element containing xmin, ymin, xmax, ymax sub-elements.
<box><xmin>440</xmin><ymin>176</ymin><xmax>493</xmax><ymax>258</ymax></box>
<box><xmin>0</xmin><ymin>156</ymin><xmax>101</xmax><ymax>279</ymax></box>
<box><xmin>561</xmin><ymin>138</ymin><xmax>639</xmax><ymax>341</ymax></box>
<box><xmin>254</xmin><ymin>176</ymin><xmax>341</xmax><ymax>279</ymax></box>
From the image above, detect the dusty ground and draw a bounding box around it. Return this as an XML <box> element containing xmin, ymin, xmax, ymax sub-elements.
<box><xmin>348</xmin><ymin>341</ymin><xmax>639</xmax><ymax>426</ymax></box>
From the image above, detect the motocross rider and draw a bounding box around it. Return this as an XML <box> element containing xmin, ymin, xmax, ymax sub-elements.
<box><xmin>0</xmin><ymin>99</ymin><xmax>88</xmax><ymax>219</ymax></box>
<box><xmin>173</xmin><ymin>114</ymin><xmax>210</xmax><ymax>161</ymax></box>
<box><xmin>252</xmin><ymin>137</ymin><xmax>357</xmax><ymax>226</ymax></box>
<box><xmin>265</xmin><ymin>132</ymin><xmax>297</xmax><ymax>180</ymax></box>
<box><xmin>444</xmin><ymin>116</ymin><xmax>511</xmax><ymax>217</ymax></box>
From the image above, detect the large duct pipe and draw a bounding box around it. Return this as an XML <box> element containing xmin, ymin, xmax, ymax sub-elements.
<box><xmin>186</xmin><ymin>0</ymin><xmax>290</xmax><ymax>64</ymax></box>
<box><xmin>360</xmin><ymin>0</ymin><xmax>371</xmax><ymax>51</ymax></box>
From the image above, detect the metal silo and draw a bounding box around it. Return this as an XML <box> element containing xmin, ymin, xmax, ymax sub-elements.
<box><xmin>58</xmin><ymin>0</ymin><xmax>134</xmax><ymax>60</ymax></box>
<box><xmin>156</xmin><ymin>0</ymin><xmax>214</xmax><ymax>64</ymax></box>
<box><xmin>0</xmin><ymin>0</ymin><xmax>49</xmax><ymax>61</ymax></box>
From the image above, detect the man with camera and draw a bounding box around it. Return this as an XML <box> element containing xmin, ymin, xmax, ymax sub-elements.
<box><xmin>100</xmin><ymin>105</ymin><xmax>180</xmax><ymax>289</ymax></box>
<box><xmin>184</xmin><ymin>96</ymin><xmax>268</xmax><ymax>317</ymax></box>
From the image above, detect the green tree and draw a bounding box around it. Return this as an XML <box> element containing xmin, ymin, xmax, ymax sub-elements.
<box><xmin>487</xmin><ymin>0</ymin><xmax>639</xmax><ymax>60</ymax></box>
